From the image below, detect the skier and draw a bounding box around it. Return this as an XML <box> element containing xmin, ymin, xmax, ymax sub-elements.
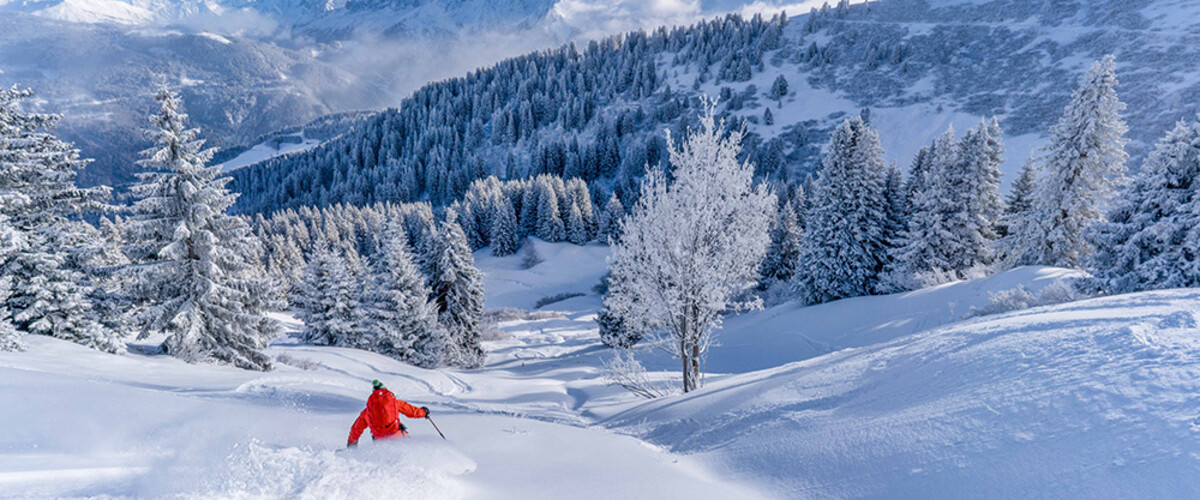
<box><xmin>347</xmin><ymin>379</ymin><xmax>430</xmax><ymax>447</ymax></box>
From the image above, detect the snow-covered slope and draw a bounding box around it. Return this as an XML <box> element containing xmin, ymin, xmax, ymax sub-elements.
<box><xmin>476</xmin><ymin>239</ymin><xmax>610</xmax><ymax>310</ymax></box>
<box><xmin>5</xmin><ymin>240</ymin><xmax>1200</xmax><ymax>498</ymax></box>
<box><xmin>613</xmin><ymin>289</ymin><xmax>1200</xmax><ymax>498</ymax></box>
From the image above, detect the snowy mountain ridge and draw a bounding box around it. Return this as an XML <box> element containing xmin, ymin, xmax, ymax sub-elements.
<box><xmin>226</xmin><ymin>0</ymin><xmax>1200</xmax><ymax>215</ymax></box>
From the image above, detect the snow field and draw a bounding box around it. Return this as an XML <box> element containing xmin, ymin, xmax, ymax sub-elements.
<box><xmin>5</xmin><ymin>241</ymin><xmax>1200</xmax><ymax>498</ymax></box>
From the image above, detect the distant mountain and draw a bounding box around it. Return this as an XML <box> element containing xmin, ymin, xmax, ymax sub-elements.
<box><xmin>1</xmin><ymin>0</ymin><xmax>775</xmax><ymax>187</ymax></box>
<box><xmin>226</xmin><ymin>0</ymin><xmax>1200</xmax><ymax>215</ymax></box>
<box><xmin>0</xmin><ymin>13</ymin><xmax>370</xmax><ymax>187</ymax></box>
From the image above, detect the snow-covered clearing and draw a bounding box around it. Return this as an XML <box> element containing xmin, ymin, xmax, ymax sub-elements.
<box><xmin>216</xmin><ymin>133</ymin><xmax>321</xmax><ymax>172</ymax></box>
<box><xmin>5</xmin><ymin>240</ymin><xmax>1200</xmax><ymax>498</ymax></box>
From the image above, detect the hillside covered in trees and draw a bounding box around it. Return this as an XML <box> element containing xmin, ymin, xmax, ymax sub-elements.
<box><xmin>229</xmin><ymin>0</ymin><xmax>1200</xmax><ymax>215</ymax></box>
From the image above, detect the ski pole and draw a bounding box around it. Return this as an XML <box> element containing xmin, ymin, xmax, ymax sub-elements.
<box><xmin>427</xmin><ymin>416</ymin><xmax>447</xmax><ymax>440</ymax></box>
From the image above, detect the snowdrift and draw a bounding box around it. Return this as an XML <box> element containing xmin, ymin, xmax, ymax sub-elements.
<box><xmin>611</xmin><ymin>289</ymin><xmax>1200</xmax><ymax>498</ymax></box>
<box><xmin>709</xmin><ymin>266</ymin><xmax>1086</xmax><ymax>373</ymax></box>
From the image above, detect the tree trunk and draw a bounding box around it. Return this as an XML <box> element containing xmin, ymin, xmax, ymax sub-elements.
<box><xmin>681</xmin><ymin>337</ymin><xmax>692</xmax><ymax>393</ymax></box>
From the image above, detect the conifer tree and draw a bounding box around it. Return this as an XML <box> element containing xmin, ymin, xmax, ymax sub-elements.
<box><xmin>566</xmin><ymin>202</ymin><xmax>588</xmax><ymax>245</ymax></box>
<box><xmin>425</xmin><ymin>220</ymin><xmax>486</xmax><ymax>368</ymax></box>
<box><xmin>759</xmin><ymin>200</ymin><xmax>803</xmax><ymax>288</ymax></box>
<box><xmin>796</xmin><ymin>117</ymin><xmax>890</xmax><ymax>303</ymax></box>
<box><xmin>491</xmin><ymin>196</ymin><xmax>520</xmax><ymax>256</ymax></box>
<box><xmin>945</xmin><ymin>120</ymin><xmax>1004</xmax><ymax>270</ymax></box>
<box><xmin>1087</xmin><ymin>120</ymin><xmax>1200</xmax><ymax>293</ymax></box>
<box><xmin>882</xmin><ymin>163</ymin><xmax>908</xmax><ymax>256</ymax></box>
<box><xmin>536</xmin><ymin>181</ymin><xmax>565</xmax><ymax>242</ymax></box>
<box><xmin>519</xmin><ymin>186</ymin><xmax>540</xmax><ymax>237</ymax></box>
<box><xmin>999</xmin><ymin>157</ymin><xmax>1037</xmax><ymax>239</ymax></box>
<box><xmin>1012</xmin><ymin>55</ymin><xmax>1129</xmax><ymax>268</ymax></box>
<box><xmin>770</xmin><ymin>75</ymin><xmax>789</xmax><ymax>105</ymax></box>
<box><xmin>296</xmin><ymin>245</ymin><xmax>363</xmax><ymax>347</ymax></box>
<box><xmin>125</xmin><ymin>89</ymin><xmax>279</xmax><ymax>369</ymax></box>
<box><xmin>598</xmin><ymin>193</ymin><xmax>625</xmax><ymax>243</ymax></box>
<box><xmin>887</xmin><ymin>119</ymin><xmax>1004</xmax><ymax>290</ymax></box>
<box><xmin>363</xmin><ymin>226</ymin><xmax>446</xmax><ymax>368</ymax></box>
<box><xmin>0</xmin><ymin>214</ymin><xmax>21</xmax><ymax>351</ymax></box>
<box><xmin>884</xmin><ymin>129</ymin><xmax>958</xmax><ymax>290</ymax></box>
<box><xmin>0</xmin><ymin>86</ymin><xmax>118</xmax><ymax>353</ymax></box>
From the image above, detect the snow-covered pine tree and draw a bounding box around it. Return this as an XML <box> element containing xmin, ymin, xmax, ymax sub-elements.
<box><xmin>124</xmin><ymin>89</ymin><xmax>279</xmax><ymax>370</ymax></box>
<box><xmin>904</xmin><ymin>145</ymin><xmax>931</xmax><ymax>203</ymax></box>
<box><xmin>85</xmin><ymin>216</ymin><xmax>133</xmax><ymax>334</ymax></box>
<box><xmin>491</xmin><ymin>196</ymin><xmax>520</xmax><ymax>256</ymax></box>
<box><xmin>882</xmin><ymin>163</ymin><xmax>908</xmax><ymax>257</ymax></box>
<box><xmin>598</xmin><ymin>193</ymin><xmax>625</xmax><ymax>244</ymax></box>
<box><xmin>945</xmin><ymin>119</ymin><xmax>1004</xmax><ymax>271</ymax></box>
<box><xmin>0</xmin><ymin>211</ymin><xmax>20</xmax><ymax>351</ymax></box>
<box><xmin>566</xmin><ymin>202</ymin><xmax>588</xmax><ymax>245</ymax></box>
<box><xmin>1087</xmin><ymin>119</ymin><xmax>1200</xmax><ymax>293</ymax></box>
<box><xmin>597</xmin><ymin>300</ymin><xmax>638</xmax><ymax>348</ymax></box>
<box><xmin>1012</xmin><ymin>55</ymin><xmax>1129</xmax><ymax>268</ymax></box>
<box><xmin>425</xmin><ymin>220</ymin><xmax>486</xmax><ymax>368</ymax></box>
<box><xmin>886</xmin><ymin>120</ymin><xmax>1004</xmax><ymax>290</ymax></box>
<box><xmin>566</xmin><ymin>178</ymin><xmax>596</xmax><ymax>240</ymax></box>
<box><xmin>265</xmin><ymin>233</ymin><xmax>305</xmax><ymax>299</ymax></box>
<box><xmin>0</xmin><ymin>86</ymin><xmax>118</xmax><ymax>353</ymax></box>
<box><xmin>607</xmin><ymin>104</ymin><xmax>775</xmax><ymax>393</ymax></box>
<box><xmin>519</xmin><ymin>185</ymin><xmax>539</xmax><ymax>238</ymax></box>
<box><xmin>0</xmin><ymin>276</ymin><xmax>18</xmax><ymax>352</ymax></box>
<box><xmin>759</xmin><ymin>200</ymin><xmax>803</xmax><ymax>289</ymax></box>
<box><xmin>770</xmin><ymin>75</ymin><xmax>789</xmax><ymax>106</ymax></box>
<box><xmin>998</xmin><ymin>157</ymin><xmax>1037</xmax><ymax>240</ymax></box>
<box><xmin>536</xmin><ymin>180</ymin><xmax>565</xmax><ymax>242</ymax></box>
<box><xmin>796</xmin><ymin>116</ymin><xmax>890</xmax><ymax>303</ymax></box>
<box><xmin>883</xmin><ymin>128</ymin><xmax>958</xmax><ymax>291</ymax></box>
<box><xmin>296</xmin><ymin>245</ymin><xmax>363</xmax><ymax>347</ymax></box>
<box><xmin>363</xmin><ymin>225</ymin><xmax>446</xmax><ymax>368</ymax></box>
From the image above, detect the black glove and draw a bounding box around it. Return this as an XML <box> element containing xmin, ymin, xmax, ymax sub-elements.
<box><xmin>421</xmin><ymin>406</ymin><xmax>431</xmax><ymax>418</ymax></box>
<box><xmin>346</xmin><ymin>442</ymin><xmax>357</xmax><ymax>449</ymax></box>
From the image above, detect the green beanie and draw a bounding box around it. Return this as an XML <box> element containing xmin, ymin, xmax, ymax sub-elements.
<box><xmin>372</xmin><ymin>379</ymin><xmax>385</xmax><ymax>390</ymax></box>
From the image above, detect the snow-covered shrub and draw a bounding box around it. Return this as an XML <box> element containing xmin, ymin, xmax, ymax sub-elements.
<box><xmin>481</xmin><ymin>308</ymin><xmax>564</xmax><ymax>324</ymax></box>
<box><xmin>479</xmin><ymin>323</ymin><xmax>511</xmax><ymax>342</ymax></box>
<box><xmin>1036</xmin><ymin>279</ymin><xmax>1081</xmax><ymax>306</ymax></box>
<box><xmin>533</xmin><ymin>292</ymin><xmax>584</xmax><ymax>309</ymax></box>
<box><xmin>969</xmin><ymin>286</ymin><xmax>1037</xmax><ymax>318</ymax></box>
<box><xmin>602</xmin><ymin>351</ymin><xmax>675</xmax><ymax>399</ymax></box>
<box><xmin>967</xmin><ymin>279</ymin><xmax>1085</xmax><ymax>318</ymax></box>
<box><xmin>274</xmin><ymin>354</ymin><xmax>320</xmax><ymax>370</ymax></box>
<box><xmin>520</xmin><ymin>244</ymin><xmax>544</xmax><ymax>269</ymax></box>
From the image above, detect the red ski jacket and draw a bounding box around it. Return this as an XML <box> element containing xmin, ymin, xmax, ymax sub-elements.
<box><xmin>348</xmin><ymin>388</ymin><xmax>428</xmax><ymax>445</ymax></box>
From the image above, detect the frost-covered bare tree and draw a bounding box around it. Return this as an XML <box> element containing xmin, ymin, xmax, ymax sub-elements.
<box><xmin>606</xmin><ymin>103</ymin><xmax>775</xmax><ymax>393</ymax></box>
